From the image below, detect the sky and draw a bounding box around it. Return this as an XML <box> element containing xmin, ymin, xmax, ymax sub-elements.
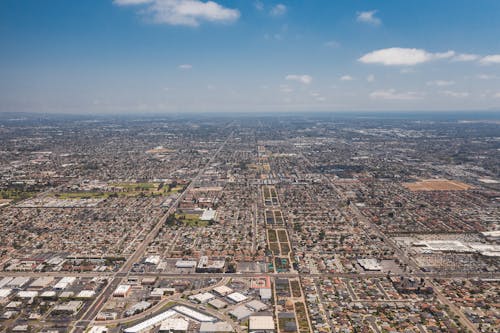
<box><xmin>1</xmin><ymin>0</ymin><xmax>500</xmax><ymax>114</ymax></box>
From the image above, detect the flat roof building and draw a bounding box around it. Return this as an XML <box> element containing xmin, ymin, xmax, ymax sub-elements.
<box><xmin>113</xmin><ymin>284</ymin><xmax>132</xmax><ymax>297</ymax></box>
<box><xmin>124</xmin><ymin>310</ymin><xmax>177</xmax><ymax>333</ymax></box>
<box><xmin>213</xmin><ymin>285</ymin><xmax>233</xmax><ymax>296</ymax></box>
<box><xmin>189</xmin><ymin>292</ymin><xmax>215</xmax><ymax>304</ymax></box>
<box><xmin>175</xmin><ymin>260</ymin><xmax>197</xmax><ymax>268</ymax></box>
<box><xmin>173</xmin><ymin>305</ymin><xmax>216</xmax><ymax>322</ymax></box>
<box><xmin>227</xmin><ymin>292</ymin><xmax>248</xmax><ymax>303</ymax></box>
<box><xmin>229</xmin><ymin>305</ymin><xmax>253</xmax><ymax>321</ymax></box>
<box><xmin>54</xmin><ymin>277</ymin><xmax>76</xmax><ymax>290</ymax></box>
<box><xmin>29</xmin><ymin>277</ymin><xmax>54</xmax><ymax>289</ymax></box>
<box><xmin>249</xmin><ymin>316</ymin><xmax>275</xmax><ymax>332</ymax></box>
<box><xmin>159</xmin><ymin>318</ymin><xmax>189</xmax><ymax>333</ymax></box>
<box><xmin>199</xmin><ymin>322</ymin><xmax>233</xmax><ymax>333</ymax></box>
<box><xmin>357</xmin><ymin>259</ymin><xmax>382</xmax><ymax>271</ymax></box>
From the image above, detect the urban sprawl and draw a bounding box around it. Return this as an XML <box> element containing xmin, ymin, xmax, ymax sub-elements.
<box><xmin>0</xmin><ymin>113</ymin><xmax>498</xmax><ymax>333</ymax></box>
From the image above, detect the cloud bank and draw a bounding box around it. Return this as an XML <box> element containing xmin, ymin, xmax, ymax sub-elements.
<box><xmin>114</xmin><ymin>0</ymin><xmax>240</xmax><ymax>27</ymax></box>
<box><xmin>359</xmin><ymin>48</ymin><xmax>455</xmax><ymax>66</ymax></box>
<box><xmin>356</xmin><ymin>10</ymin><xmax>381</xmax><ymax>26</ymax></box>
<box><xmin>285</xmin><ymin>74</ymin><xmax>312</xmax><ymax>85</ymax></box>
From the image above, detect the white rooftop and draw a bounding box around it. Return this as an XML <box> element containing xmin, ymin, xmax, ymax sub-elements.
<box><xmin>249</xmin><ymin>315</ymin><xmax>275</xmax><ymax>330</ymax></box>
<box><xmin>227</xmin><ymin>292</ymin><xmax>247</xmax><ymax>303</ymax></box>
<box><xmin>229</xmin><ymin>305</ymin><xmax>253</xmax><ymax>320</ymax></box>
<box><xmin>77</xmin><ymin>290</ymin><xmax>95</xmax><ymax>298</ymax></box>
<box><xmin>213</xmin><ymin>285</ymin><xmax>233</xmax><ymax>296</ymax></box>
<box><xmin>200</xmin><ymin>209</ymin><xmax>217</xmax><ymax>221</ymax></box>
<box><xmin>199</xmin><ymin>322</ymin><xmax>233</xmax><ymax>333</ymax></box>
<box><xmin>0</xmin><ymin>288</ymin><xmax>12</xmax><ymax>298</ymax></box>
<box><xmin>173</xmin><ymin>305</ymin><xmax>217</xmax><ymax>322</ymax></box>
<box><xmin>124</xmin><ymin>310</ymin><xmax>176</xmax><ymax>333</ymax></box>
<box><xmin>40</xmin><ymin>291</ymin><xmax>57</xmax><ymax>298</ymax></box>
<box><xmin>189</xmin><ymin>292</ymin><xmax>215</xmax><ymax>303</ymax></box>
<box><xmin>30</xmin><ymin>277</ymin><xmax>54</xmax><ymax>288</ymax></box>
<box><xmin>357</xmin><ymin>258</ymin><xmax>382</xmax><ymax>271</ymax></box>
<box><xmin>246</xmin><ymin>300</ymin><xmax>268</xmax><ymax>311</ymax></box>
<box><xmin>113</xmin><ymin>284</ymin><xmax>131</xmax><ymax>295</ymax></box>
<box><xmin>159</xmin><ymin>317</ymin><xmax>189</xmax><ymax>332</ymax></box>
<box><xmin>88</xmin><ymin>326</ymin><xmax>108</xmax><ymax>333</ymax></box>
<box><xmin>17</xmin><ymin>291</ymin><xmax>38</xmax><ymax>298</ymax></box>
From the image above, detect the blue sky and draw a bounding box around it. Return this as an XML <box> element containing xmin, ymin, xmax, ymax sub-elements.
<box><xmin>1</xmin><ymin>0</ymin><xmax>500</xmax><ymax>113</ymax></box>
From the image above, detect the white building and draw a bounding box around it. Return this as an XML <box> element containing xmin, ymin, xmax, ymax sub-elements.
<box><xmin>159</xmin><ymin>318</ymin><xmax>189</xmax><ymax>332</ymax></box>
<box><xmin>200</xmin><ymin>209</ymin><xmax>217</xmax><ymax>221</ymax></box>
<box><xmin>175</xmin><ymin>260</ymin><xmax>197</xmax><ymax>268</ymax></box>
<box><xmin>213</xmin><ymin>285</ymin><xmax>233</xmax><ymax>296</ymax></box>
<box><xmin>227</xmin><ymin>292</ymin><xmax>247</xmax><ymax>303</ymax></box>
<box><xmin>189</xmin><ymin>292</ymin><xmax>215</xmax><ymax>304</ymax></box>
<box><xmin>357</xmin><ymin>258</ymin><xmax>382</xmax><ymax>271</ymax></box>
<box><xmin>54</xmin><ymin>277</ymin><xmax>76</xmax><ymax>290</ymax></box>
<box><xmin>113</xmin><ymin>284</ymin><xmax>131</xmax><ymax>297</ymax></box>
<box><xmin>249</xmin><ymin>316</ymin><xmax>275</xmax><ymax>332</ymax></box>
<box><xmin>199</xmin><ymin>322</ymin><xmax>233</xmax><ymax>333</ymax></box>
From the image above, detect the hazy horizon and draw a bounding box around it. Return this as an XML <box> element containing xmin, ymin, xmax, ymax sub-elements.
<box><xmin>1</xmin><ymin>0</ymin><xmax>500</xmax><ymax>114</ymax></box>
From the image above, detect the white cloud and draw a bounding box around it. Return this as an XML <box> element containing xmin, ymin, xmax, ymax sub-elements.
<box><xmin>359</xmin><ymin>47</ymin><xmax>455</xmax><ymax>66</ymax></box>
<box><xmin>370</xmin><ymin>89</ymin><xmax>421</xmax><ymax>100</ymax></box>
<box><xmin>426</xmin><ymin>80</ymin><xmax>455</xmax><ymax>87</ymax></box>
<box><xmin>270</xmin><ymin>4</ymin><xmax>287</xmax><ymax>17</ymax></box>
<box><xmin>280</xmin><ymin>84</ymin><xmax>293</xmax><ymax>93</ymax></box>
<box><xmin>115</xmin><ymin>0</ymin><xmax>152</xmax><ymax>4</ymax></box>
<box><xmin>324</xmin><ymin>40</ymin><xmax>340</xmax><ymax>48</ymax></box>
<box><xmin>480</xmin><ymin>54</ymin><xmax>500</xmax><ymax>65</ymax></box>
<box><xmin>400</xmin><ymin>68</ymin><xmax>416</xmax><ymax>74</ymax></box>
<box><xmin>434</xmin><ymin>51</ymin><xmax>456</xmax><ymax>59</ymax></box>
<box><xmin>254</xmin><ymin>1</ymin><xmax>263</xmax><ymax>11</ymax></box>
<box><xmin>285</xmin><ymin>74</ymin><xmax>312</xmax><ymax>85</ymax></box>
<box><xmin>366</xmin><ymin>74</ymin><xmax>375</xmax><ymax>82</ymax></box>
<box><xmin>178</xmin><ymin>64</ymin><xmax>193</xmax><ymax>69</ymax></box>
<box><xmin>493</xmin><ymin>92</ymin><xmax>500</xmax><ymax>99</ymax></box>
<box><xmin>477</xmin><ymin>74</ymin><xmax>496</xmax><ymax>80</ymax></box>
<box><xmin>340</xmin><ymin>75</ymin><xmax>354</xmax><ymax>81</ymax></box>
<box><xmin>114</xmin><ymin>0</ymin><xmax>240</xmax><ymax>27</ymax></box>
<box><xmin>441</xmin><ymin>90</ymin><xmax>469</xmax><ymax>98</ymax></box>
<box><xmin>356</xmin><ymin>10</ymin><xmax>381</xmax><ymax>26</ymax></box>
<box><xmin>452</xmin><ymin>53</ymin><xmax>480</xmax><ymax>62</ymax></box>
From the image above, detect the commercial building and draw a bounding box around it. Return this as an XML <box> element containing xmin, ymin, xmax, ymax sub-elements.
<box><xmin>159</xmin><ymin>318</ymin><xmax>189</xmax><ymax>333</ymax></box>
<box><xmin>246</xmin><ymin>300</ymin><xmax>268</xmax><ymax>312</ymax></box>
<box><xmin>124</xmin><ymin>310</ymin><xmax>177</xmax><ymax>333</ymax></box>
<box><xmin>189</xmin><ymin>292</ymin><xmax>215</xmax><ymax>304</ymax></box>
<box><xmin>212</xmin><ymin>285</ymin><xmax>233</xmax><ymax>296</ymax></box>
<box><xmin>175</xmin><ymin>260</ymin><xmax>197</xmax><ymax>268</ymax></box>
<box><xmin>249</xmin><ymin>315</ymin><xmax>275</xmax><ymax>332</ymax></box>
<box><xmin>29</xmin><ymin>277</ymin><xmax>54</xmax><ymax>289</ymax></box>
<box><xmin>357</xmin><ymin>259</ymin><xmax>382</xmax><ymax>271</ymax></box>
<box><xmin>227</xmin><ymin>292</ymin><xmax>247</xmax><ymax>303</ymax></box>
<box><xmin>196</xmin><ymin>256</ymin><xmax>225</xmax><ymax>273</ymax></box>
<box><xmin>199</xmin><ymin>322</ymin><xmax>233</xmax><ymax>333</ymax></box>
<box><xmin>88</xmin><ymin>326</ymin><xmax>108</xmax><ymax>333</ymax></box>
<box><xmin>52</xmin><ymin>301</ymin><xmax>83</xmax><ymax>315</ymax></box>
<box><xmin>259</xmin><ymin>288</ymin><xmax>272</xmax><ymax>301</ymax></box>
<box><xmin>53</xmin><ymin>277</ymin><xmax>76</xmax><ymax>290</ymax></box>
<box><xmin>229</xmin><ymin>305</ymin><xmax>253</xmax><ymax>321</ymax></box>
<box><xmin>208</xmin><ymin>298</ymin><xmax>228</xmax><ymax>309</ymax></box>
<box><xmin>113</xmin><ymin>284</ymin><xmax>132</xmax><ymax>297</ymax></box>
